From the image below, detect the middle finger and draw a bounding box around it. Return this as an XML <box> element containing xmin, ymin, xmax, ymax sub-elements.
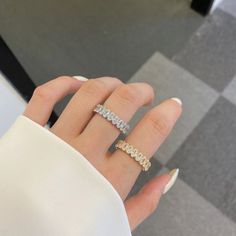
<box><xmin>78</xmin><ymin>83</ymin><xmax>154</xmax><ymax>154</ymax></box>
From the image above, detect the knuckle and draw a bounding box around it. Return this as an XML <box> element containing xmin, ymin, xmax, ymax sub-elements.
<box><xmin>139</xmin><ymin>188</ymin><xmax>158</xmax><ymax>214</ymax></box>
<box><xmin>81</xmin><ymin>79</ymin><xmax>107</xmax><ymax>96</ymax></box>
<box><xmin>147</xmin><ymin>84</ymin><xmax>155</xmax><ymax>99</ymax></box>
<box><xmin>54</xmin><ymin>75</ymin><xmax>73</xmax><ymax>83</ymax></box>
<box><xmin>103</xmin><ymin>76</ymin><xmax>123</xmax><ymax>85</ymax></box>
<box><xmin>141</xmin><ymin>193</ymin><xmax>158</xmax><ymax>214</ymax></box>
<box><xmin>146</xmin><ymin>112</ymin><xmax>171</xmax><ymax>138</ymax></box>
<box><xmin>148</xmin><ymin>198</ymin><xmax>158</xmax><ymax>214</ymax></box>
<box><xmin>33</xmin><ymin>85</ymin><xmax>54</xmax><ymax>101</ymax></box>
<box><xmin>142</xmin><ymin>82</ymin><xmax>155</xmax><ymax>95</ymax></box>
<box><xmin>55</xmin><ymin>75</ymin><xmax>71</xmax><ymax>80</ymax></box>
<box><xmin>115</xmin><ymin>84</ymin><xmax>140</xmax><ymax>105</ymax></box>
<box><xmin>143</xmin><ymin>82</ymin><xmax>155</xmax><ymax>103</ymax></box>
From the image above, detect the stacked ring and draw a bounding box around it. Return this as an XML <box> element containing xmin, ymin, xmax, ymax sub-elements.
<box><xmin>93</xmin><ymin>104</ymin><xmax>130</xmax><ymax>134</ymax></box>
<box><xmin>115</xmin><ymin>140</ymin><xmax>151</xmax><ymax>171</ymax></box>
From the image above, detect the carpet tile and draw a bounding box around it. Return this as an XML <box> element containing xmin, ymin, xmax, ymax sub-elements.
<box><xmin>173</xmin><ymin>10</ymin><xmax>236</xmax><ymax>92</ymax></box>
<box><xmin>168</xmin><ymin>97</ymin><xmax>236</xmax><ymax>222</ymax></box>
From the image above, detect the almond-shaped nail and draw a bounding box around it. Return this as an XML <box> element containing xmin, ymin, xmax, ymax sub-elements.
<box><xmin>73</xmin><ymin>76</ymin><xmax>88</xmax><ymax>81</ymax></box>
<box><xmin>171</xmin><ymin>97</ymin><xmax>182</xmax><ymax>106</ymax></box>
<box><xmin>163</xmin><ymin>168</ymin><xmax>179</xmax><ymax>194</ymax></box>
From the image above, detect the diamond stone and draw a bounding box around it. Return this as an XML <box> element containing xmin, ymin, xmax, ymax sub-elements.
<box><xmin>136</xmin><ymin>153</ymin><xmax>142</xmax><ymax>161</ymax></box>
<box><xmin>131</xmin><ymin>149</ymin><xmax>138</xmax><ymax>158</ymax></box>
<box><xmin>117</xmin><ymin>119</ymin><xmax>123</xmax><ymax>128</ymax></box>
<box><xmin>103</xmin><ymin>109</ymin><xmax>110</xmax><ymax>117</ymax></box>
<box><xmin>99</xmin><ymin>107</ymin><xmax>105</xmax><ymax>114</ymax></box>
<box><xmin>140</xmin><ymin>157</ymin><xmax>146</xmax><ymax>165</ymax></box>
<box><xmin>112</xmin><ymin>116</ymin><xmax>118</xmax><ymax>124</ymax></box>
<box><xmin>122</xmin><ymin>143</ymin><xmax>129</xmax><ymax>151</ymax></box>
<box><xmin>94</xmin><ymin>104</ymin><xmax>129</xmax><ymax>134</ymax></box>
<box><xmin>119</xmin><ymin>121</ymin><xmax>125</xmax><ymax>129</ymax></box>
<box><xmin>107</xmin><ymin>112</ymin><xmax>114</xmax><ymax>121</ymax></box>
<box><xmin>127</xmin><ymin>145</ymin><xmax>133</xmax><ymax>154</ymax></box>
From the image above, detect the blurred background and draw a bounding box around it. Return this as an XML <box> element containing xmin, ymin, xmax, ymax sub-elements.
<box><xmin>0</xmin><ymin>0</ymin><xmax>236</xmax><ymax>235</ymax></box>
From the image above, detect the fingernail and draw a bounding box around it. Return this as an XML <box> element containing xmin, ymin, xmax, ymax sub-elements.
<box><xmin>171</xmin><ymin>97</ymin><xmax>182</xmax><ymax>106</ymax></box>
<box><xmin>163</xmin><ymin>168</ymin><xmax>179</xmax><ymax>194</ymax></box>
<box><xmin>73</xmin><ymin>76</ymin><xmax>88</xmax><ymax>81</ymax></box>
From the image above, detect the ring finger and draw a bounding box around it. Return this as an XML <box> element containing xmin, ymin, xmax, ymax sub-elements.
<box><xmin>107</xmin><ymin>98</ymin><xmax>182</xmax><ymax>200</ymax></box>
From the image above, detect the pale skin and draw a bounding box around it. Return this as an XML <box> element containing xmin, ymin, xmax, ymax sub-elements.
<box><xmin>23</xmin><ymin>76</ymin><xmax>182</xmax><ymax>231</ymax></box>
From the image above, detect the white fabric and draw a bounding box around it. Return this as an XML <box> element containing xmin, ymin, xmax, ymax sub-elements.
<box><xmin>0</xmin><ymin>115</ymin><xmax>131</xmax><ymax>236</ymax></box>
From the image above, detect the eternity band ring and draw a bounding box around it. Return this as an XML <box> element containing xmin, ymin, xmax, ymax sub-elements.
<box><xmin>115</xmin><ymin>140</ymin><xmax>151</xmax><ymax>171</ymax></box>
<box><xmin>93</xmin><ymin>104</ymin><xmax>130</xmax><ymax>134</ymax></box>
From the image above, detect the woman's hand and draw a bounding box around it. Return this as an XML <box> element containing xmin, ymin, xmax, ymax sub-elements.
<box><xmin>23</xmin><ymin>76</ymin><xmax>182</xmax><ymax>231</ymax></box>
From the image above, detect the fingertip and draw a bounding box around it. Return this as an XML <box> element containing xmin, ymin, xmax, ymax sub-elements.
<box><xmin>73</xmin><ymin>75</ymin><xmax>88</xmax><ymax>81</ymax></box>
<box><xmin>139</xmin><ymin>173</ymin><xmax>171</xmax><ymax>197</ymax></box>
<box><xmin>171</xmin><ymin>97</ymin><xmax>182</xmax><ymax>106</ymax></box>
<box><xmin>170</xmin><ymin>97</ymin><xmax>183</xmax><ymax>115</ymax></box>
<box><xmin>163</xmin><ymin>168</ymin><xmax>179</xmax><ymax>194</ymax></box>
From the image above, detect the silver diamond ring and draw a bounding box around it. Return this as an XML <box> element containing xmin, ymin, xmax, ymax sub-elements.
<box><xmin>93</xmin><ymin>104</ymin><xmax>130</xmax><ymax>134</ymax></box>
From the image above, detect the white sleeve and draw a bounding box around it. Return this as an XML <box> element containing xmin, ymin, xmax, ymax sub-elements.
<box><xmin>0</xmin><ymin>115</ymin><xmax>132</xmax><ymax>236</ymax></box>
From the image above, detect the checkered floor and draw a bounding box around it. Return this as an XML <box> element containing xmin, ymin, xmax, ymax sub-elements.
<box><xmin>130</xmin><ymin>3</ymin><xmax>236</xmax><ymax>235</ymax></box>
<box><xmin>1</xmin><ymin>0</ymin><xmax>236</xmax><ymax>235</ymax></box>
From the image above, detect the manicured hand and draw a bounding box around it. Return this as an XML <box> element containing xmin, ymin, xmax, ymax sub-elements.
<box><xmin>23</xmin><ymin>76</ymin><xmax>182</xmax><ymax>231</ymax></box>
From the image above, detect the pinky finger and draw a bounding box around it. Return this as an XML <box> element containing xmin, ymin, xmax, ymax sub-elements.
<box><xmin>124</xmin><ymin>169</ymin><xmax>178</xmax><ymax>231</ymax></box>
<box><xmin>23</xmin><ymin>76</ymin><xmax>85</xmax><ymax>126</ymax></box>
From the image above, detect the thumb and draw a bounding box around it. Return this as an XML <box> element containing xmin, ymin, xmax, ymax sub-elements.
<box><xmin>124</xmin><ymin>169</ymin><xmax>179</xmax><ymax>231</ymax></box>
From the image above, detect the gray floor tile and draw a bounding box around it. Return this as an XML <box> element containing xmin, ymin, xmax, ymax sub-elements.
<box><xmin>222</xmin><ymin>76</ymin><xmax>236</xmax><ymax>105</ymax></box>
<box><xmin>0</xmin><ymin>0</ymin><xmax>203</xmax><ymax>114</ymax></box>
<box><xmin>133</xmin><ymin>178</ymin><xmax>236</xmax><ymax>236</ymax></box>
<box><xmin>168</xmin><ymin>97</ymin><xmax>236</xmax><ymax>222</ymax></box>
<box><xmin>128</xmin><ymin>52</ymin><xmax>218</xmax><ymax>164</ymax></box>
<box><xmin>219</xmin><ymin>0</ymin><xmax>236</xmax><ymax>18</ymax></box>
<box><xmin>147</xmin><ymin>4</ymin><xmax>204</xmax><ymax>58</ymax></box>
<box><xmin>173</xmin><ymin>10</ymin><xmax>236</xmax><ymax>92</ymax></box>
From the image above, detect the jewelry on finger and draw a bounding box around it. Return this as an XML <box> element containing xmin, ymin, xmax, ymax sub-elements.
<box><xmin>115</xmin><ymin>140</ymin><xmax>151</xmax><ymax>171</ymax></box>
<box><xmin>93</xmin><ymin>104</ymin><xmax>130</xmax><ymax>134</ymax></box>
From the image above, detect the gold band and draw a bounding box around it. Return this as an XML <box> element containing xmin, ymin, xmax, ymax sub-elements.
<box><xmin>115</xmin><ymin>140</ymin><xmax>151</xmax><ymax>171</ymax></box>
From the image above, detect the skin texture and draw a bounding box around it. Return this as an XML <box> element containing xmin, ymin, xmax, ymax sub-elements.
<box><xmin>23</xmin><ymin>76</ymin><xmax>182</xmax><ymax>231</ymax></box>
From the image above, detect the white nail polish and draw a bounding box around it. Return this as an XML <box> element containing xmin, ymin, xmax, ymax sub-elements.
<box><xmin>163</xmin><ymin>168</ymin><xmax>179</xmax><ymax>194</ymax></box>
<box><xmin>73</xmin><ymin>76</ymin><xmax>88</xmax><ymax>81</ymax></box>
<box><xmin>171</xmin><ymin>97</ymin><xmax>182</xmax><ymax>106</ymax></box>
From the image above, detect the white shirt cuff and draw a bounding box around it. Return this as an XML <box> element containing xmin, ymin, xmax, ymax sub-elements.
<box><xmin>0</xmin><ymin>115</ymin><xmax>131</xmax><ymax>236</ymax></box>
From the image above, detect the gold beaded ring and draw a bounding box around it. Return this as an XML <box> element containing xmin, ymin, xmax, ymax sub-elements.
<box><xmin>115</xmin><ymin>140</ymin><xmax>151</xmax><ymax>171</ymax></box>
